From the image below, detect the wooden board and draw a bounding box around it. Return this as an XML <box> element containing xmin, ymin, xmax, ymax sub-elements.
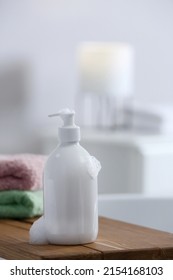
<box><xmin>0</xmin><ymin>217</ymin><xmax>173</xmax><ymax>259</ymax></box>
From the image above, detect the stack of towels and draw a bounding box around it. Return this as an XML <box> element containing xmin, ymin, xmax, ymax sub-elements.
<box><xmin>0</xmin><ymin>154</ymin><xmax>46</xmax><ymax>219</ymax></box>
<box><xmin>124</xmin><ymin>102</ymin><xmax>173</xmax><ymax>134</ymax></box>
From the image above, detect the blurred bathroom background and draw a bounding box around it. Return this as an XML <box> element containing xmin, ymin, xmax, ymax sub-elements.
<box><xmin>1</xmin><ymin>0</ymin><xmax>173</xmax><ymax>195</ymax></box>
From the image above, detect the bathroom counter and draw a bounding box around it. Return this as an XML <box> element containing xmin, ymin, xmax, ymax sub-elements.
<box><xmin>0</xmin><ymin>217</ymin><xmax>173</xmax><ymax>259</ymax></box>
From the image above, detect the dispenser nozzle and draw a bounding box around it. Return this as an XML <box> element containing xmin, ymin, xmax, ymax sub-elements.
<box><xmin>48</xmin><ymin>108</ymin><xmax>80</xmax><ymax>143</ymax></box>
<box><xmin>48</xmin><ymin>108</ymin><xmax>75</xmax><ymax>127</ymax></box>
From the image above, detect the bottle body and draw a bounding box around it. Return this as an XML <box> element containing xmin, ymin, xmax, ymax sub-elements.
<box><xmin>43</xmin><ymin>142</ymin><xmax>98</xmax><ymax>244</ymax></box>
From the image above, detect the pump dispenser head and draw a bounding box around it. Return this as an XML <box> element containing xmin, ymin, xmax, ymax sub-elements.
<box><xmin>49</xmin><ymin>108</ymin><xmax>80</xmax><ymax>143</ymax></box>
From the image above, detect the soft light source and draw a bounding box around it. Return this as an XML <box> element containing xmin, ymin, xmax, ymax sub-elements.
<box><xmin>78</xmin><ymin>42</ymin><xmax>134</xmax><ymax>97</ymax></box>
<box><xmin>77</xmin><ymin>42</ymin><xmax>134</xmax><ymax>128</ymax></box>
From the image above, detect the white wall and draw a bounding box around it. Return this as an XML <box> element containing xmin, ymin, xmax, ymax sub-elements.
<box><xmin>0</xmin><ymin>0</ymin><xmax>173</xmax><ymax>125</ymax></box>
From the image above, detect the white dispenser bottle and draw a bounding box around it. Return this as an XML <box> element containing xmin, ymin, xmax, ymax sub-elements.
<box><xmin>37</xmin><ymin>108</ymin><xmax>101</xmax><ymax>245</ymax></box>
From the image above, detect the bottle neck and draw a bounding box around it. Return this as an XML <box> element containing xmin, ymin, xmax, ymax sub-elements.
<box><xmin>59</xmin><ymin>141</ymin><xmax>79</xmax><ymax>147</ymax></box>
<box><xmin>58</xmin><ymin>127</ymin><xmax>80</xmax><ymax>143</ymax></box>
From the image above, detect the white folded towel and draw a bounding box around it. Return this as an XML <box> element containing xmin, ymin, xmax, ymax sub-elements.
<box><xmin>124</xmin><ymin>103</ymin><xmax>173</xmax><ymax>134</ymax></box>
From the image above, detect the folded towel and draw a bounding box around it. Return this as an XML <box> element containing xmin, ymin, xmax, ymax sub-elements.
<box><xmin>124</xmin><ymin>103</ymin><xmax>173</xmax><ymax>134</ymax></box>
<box><xmin>0</xmin><ymin>154</ymin><xmax>46</xmax><ymax>191</ymax></box>
<box><xmin>0</xmin><ymin>190</ymin><xmax>43</xmax><ymax>219</ymax></box>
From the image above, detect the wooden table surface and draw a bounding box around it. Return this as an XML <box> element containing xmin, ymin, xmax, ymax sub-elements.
<box><xmin>0</xmin><ymin>217</ymin><xmax>173</xmax><ymax>259</ymax></box>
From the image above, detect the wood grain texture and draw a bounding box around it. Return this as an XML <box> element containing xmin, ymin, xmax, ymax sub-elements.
<box><xmin>0</xmin><ymin>217</ymin><xmax>173</xmax><ymax>259</ymax></box>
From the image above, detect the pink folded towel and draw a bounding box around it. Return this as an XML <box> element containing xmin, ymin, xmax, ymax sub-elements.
<box><xmin>0</xmin><ymin>154</ymin><xmax>46</xmax><ymax>191</ymax></box>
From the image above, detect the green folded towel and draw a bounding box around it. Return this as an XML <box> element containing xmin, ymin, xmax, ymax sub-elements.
<box><xmin>0</xmin><ymin>190</ymin><xmax>43</xmax><ymax>219</ymax></box>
